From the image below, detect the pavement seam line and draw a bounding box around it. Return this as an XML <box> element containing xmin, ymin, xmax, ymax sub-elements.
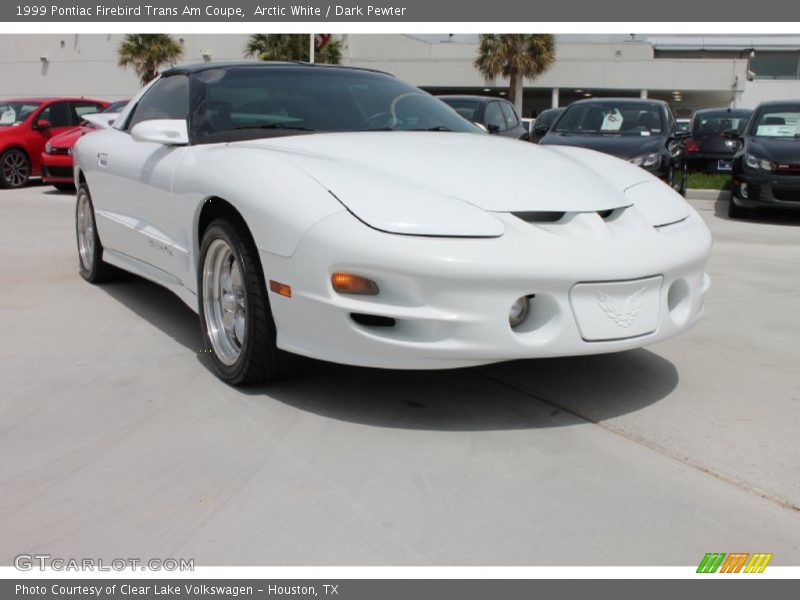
<box><xmin>475</xmin><ymin>368</ymin><xmax>800</xmax><ymax>515</ymax></box>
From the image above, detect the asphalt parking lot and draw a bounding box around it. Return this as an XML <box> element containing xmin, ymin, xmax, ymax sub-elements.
<box><xmin>1</xmin><ymin>184</ymin><xmax>799</xmax><ymax>566</ymax></box>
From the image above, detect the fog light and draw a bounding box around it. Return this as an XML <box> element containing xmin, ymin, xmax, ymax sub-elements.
<box><xmin>509</xmin><ymin>296</ymin><xmax>529</xmax><ymax>328</ymax></box>
<box><xmin>740</xmin><ymin>183</ymin><xmax>748</xmax><ymax>199</ymax></box>
<box><xmin>331</xmin><ymin>272</ymin><xmax>379</xmax><ymax>295</ymax></box>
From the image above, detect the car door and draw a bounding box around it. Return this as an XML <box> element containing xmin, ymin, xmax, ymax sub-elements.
<box><xmin>664</xmin><ymin>108</ymin><xmax>688</xmax><ymax>192</ymax></box>
<box><xmin>499</xmin><ymin>101</ymin><xmax>527</xmax><ymax>139</ymax></box>
<box><xmin>92</xmin><ymin>75</ymin><xmax>191</xmax><ymax>280</ymax></box>
<box><xmin>483</xmin><ymin>101</ymin><xmax>506</xmax><ymax>135</ymax></box>
<box><xmin>30</xmin><ymin>101</ymin><xmax>79</xmax><ymax>173</ymax></box>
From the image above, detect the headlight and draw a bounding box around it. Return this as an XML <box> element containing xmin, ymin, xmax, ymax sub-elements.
<box><xmin>628</xmin><ymin>153</ymin><xmax>661</xmax><ymax>168</ymax></box>
<box><xmin>745</xmin><ymin>153</ymin><xmax>775</xmax><ymax>171</ymax></box>
<box><xmin>45</xmin><ymin>142</ymin><xmax>52</xmax><ymax>154</ymax></box>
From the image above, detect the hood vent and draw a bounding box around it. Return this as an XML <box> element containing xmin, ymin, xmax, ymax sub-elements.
<box><xmin>513</xmin><ymin>207</ymin><xmax>627</xmax><ymax>225</ymax></box>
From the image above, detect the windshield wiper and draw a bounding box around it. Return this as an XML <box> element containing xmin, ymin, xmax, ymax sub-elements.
<box><xmin>231</xmin><ymin>123</ymin><xmax>317</xmax><ymax>132</ymax></box>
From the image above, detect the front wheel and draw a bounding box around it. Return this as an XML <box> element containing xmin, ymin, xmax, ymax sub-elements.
<box><xmin>1</xmin><ymin>149</ymin><xmax>31</xmax><ymax>188</ymax></box>
<box><xmin>198</xmin><ymin>220</ymin><xmax>295</xmax><ymax>385</ymax></box>
<box><xmin>678</xmin><ymin>164</ymin><xmax>688</xmax><ymax>197</ymax></box>
<box><xmin>728</xmin><ymin>197</ymin><xmax>749</xmax><ymax>219</ymax></box>
<box><xmin>75</xmin><ymin>184</ymin><xmax>114</xmax><ymax>282</ymax></box>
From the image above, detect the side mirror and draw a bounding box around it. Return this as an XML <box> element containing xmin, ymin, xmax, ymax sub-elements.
<box><xmin>486</xmin><ymin>123</ymin><xmax>501</xmax><ymax>134</ymax></box>
<box><xmin>130</xmin><ymin>119</ymin><xmax>189</xmax><ymax>146</ymax></box>
<box><xmin>35</xmin><ymin>119</ymin><xmax>52</xmax><ymax>129</ymax></box>
<box><xmin>722</xmin><ymin>128</ymin><xmax>740</xmax><ymax>140</ymax></box>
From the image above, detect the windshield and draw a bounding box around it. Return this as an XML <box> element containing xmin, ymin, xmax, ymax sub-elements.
<box><xmin>0</xmin><ymin>101</ymin><xmax>41</xmax><ymax>126</ymax></box>
<box><xmin>439</xmin><ymin>98</ymin><xmax>481</xmax><ymax>121</ymax></box>
<box><xmin>693</xmin><ymin>112</ymin><xmax>750</xmax><ymax>135</ymax></box>
<box><xmin>536</xmin><ymin>109</ymin><xmax>562</xmax><ymax>129</ymax></box>
<box><xmin>190</xmin><ymin>67</ymin><xmax>479</xmax><ymax>143</ymax></box>
<box><xmin>553</xmin><ymin>102</ymin><xmax>664</xmax><ymax>136</ymax></box>
<box><xmin>750</xmin><ymin>107</ymin><xmax>800</xmax><ymax>138</ymax></box>
<box><xmin>103</xmin><ymin>100</ymin><xmax>128</xmax><ymax>113</ymax></box>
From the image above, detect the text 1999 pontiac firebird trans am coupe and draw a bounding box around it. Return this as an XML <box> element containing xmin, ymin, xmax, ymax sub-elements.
<box><xmin>74</xmin><ymin>62</ymin><xmax>712</xmax><ymax>385</ymax></box>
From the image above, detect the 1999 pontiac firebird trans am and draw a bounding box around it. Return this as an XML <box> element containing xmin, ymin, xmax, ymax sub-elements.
<box><xmin>74</xmin><ymin>62</ymin><xmax>712</xmax><ymax>385</ymax></box>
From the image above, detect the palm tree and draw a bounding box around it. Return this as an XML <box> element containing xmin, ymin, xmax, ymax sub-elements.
<box><xmin>244</xmin><ymin>34</ymin><xmax>342</xmax><ymax>64</ymax></box>
<box><xmin>474</xmin><ymin>34</ymin><xmax>556</xmax><ymax>115</ymax></box>
<box><xmin>118</xmin><ymin>34</ymin><xmax>184</xmax><ymax>86</ymax></box>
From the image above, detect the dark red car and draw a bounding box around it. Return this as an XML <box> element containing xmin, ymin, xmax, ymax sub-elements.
<box><xmin>0</xmin><ymin>97</ymin><xmax>108</xmax><ymax>189</ymax></box>
<box><xmin>41</xmin><ymin>100</ymin><xmax>128</xmax><ymax>191</ymax></box>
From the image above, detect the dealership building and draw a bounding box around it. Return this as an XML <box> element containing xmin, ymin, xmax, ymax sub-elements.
<box><xmin>1</xmin><ymin>33</ymin><xmax>799</xmax><ymax>116</ymax></box>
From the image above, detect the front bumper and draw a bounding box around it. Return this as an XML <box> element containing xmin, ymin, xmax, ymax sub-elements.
<box><xmin>40</xmin><ymin>152</ymin><xmax>74</xmax><ymax>183</ymax></box>
<box><xmin>732</xmin><ymin>170</ymin><xmax>800</xmax><ymax>210</ymax></box>
<box><xmin>259</xmin><ymin>207</ymin><xmax>712</xmax><ymax>370</ymax></box>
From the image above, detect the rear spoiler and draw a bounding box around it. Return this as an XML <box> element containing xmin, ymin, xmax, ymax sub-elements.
<box><xmin>83</xmin><ymin>112</ymin><xmax>120</xmax><ymax>130</ymax></box>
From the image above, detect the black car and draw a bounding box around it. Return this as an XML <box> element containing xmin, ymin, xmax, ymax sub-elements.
<box><xmin>529</xmin><ymin>107</ymin><xmax>564</xmax><ymax>143</ymax></box>
<box><xmin>539</xmin><ymin>98</ymin><xmax>691</xmax><ymax>196</ymax></box>
<box><xmin>728</xmin><ymin>100</ymin><xmax>800</xmax><ymax>218</ymax></box>
<box><xmin>686</xmin><ymin>108</ymin><xmax>752</xmax><ymax>173</ymax></box>
<box><xmin>438</xmin><ymin>95</ymin><xmax>528</xmax><ymax>140</ymax></box>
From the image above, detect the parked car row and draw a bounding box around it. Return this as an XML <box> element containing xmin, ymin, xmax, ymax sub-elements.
<box><xmin>0</xmin><ymin>97</ymin><xmax>127</xmax><ymax>190</ymax></box>
<box><xmin>441</xmin><ymin>93</ymin><xmax>800</xmax><ymax>215</ymax></box>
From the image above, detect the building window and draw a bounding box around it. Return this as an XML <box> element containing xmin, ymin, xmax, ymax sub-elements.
<box><xmin>750</xmin><ymin>52</ymin><xmax>800</xmax><ymax>80</ymax></box>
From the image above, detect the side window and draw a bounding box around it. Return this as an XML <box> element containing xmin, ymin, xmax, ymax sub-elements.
<box><xmin>126</xmin><ymin>75</ymin><xmax>190</xmax><ymax>131</ymax></box>
<box><xmin>484</xmin><ymin>101</ymin><xmax>505</xmax><ymax>131</ymax></box>
<box><xmin>73</xmin><ymin>101</ymin><xmax>105</xmax><ymax>118</ymax></box>
<box><xmin>37</xmin><ymin>101</ymin><xmax>73</xmax><ymax>127</ymax></box>
<box><xmin>500</xmin><ymin>102</ymin><xmax>520</xmax><ymax>129</ymax></box>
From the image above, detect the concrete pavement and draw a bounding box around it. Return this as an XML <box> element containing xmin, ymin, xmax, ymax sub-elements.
<box><xmin>1</xmin><ymin>185</ymin><xmax>798</xmax><ymax>565</ymax></box>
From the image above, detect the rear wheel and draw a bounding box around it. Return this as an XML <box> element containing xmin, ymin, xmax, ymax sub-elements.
<box><xmin>1</xmin><ymin>149</ymin><xmax>30</xmax><ymax>188</ymax></box>
<box><xmin>198</xmin><ymin>220</ymin><xmax>296</xmax><ymax>385</ymax></box>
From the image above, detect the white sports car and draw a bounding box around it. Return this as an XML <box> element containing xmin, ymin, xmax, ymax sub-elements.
<box><xmin>74</xmin><ymin>62</ymin><xmax>712</xmax><ymax>385</ymax></box>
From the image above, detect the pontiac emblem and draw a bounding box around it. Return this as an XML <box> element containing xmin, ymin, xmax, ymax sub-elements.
<box><xmin>596</xmin><ymin>287</ymin><xmax>646</xmax><ymax>328</ymax></box>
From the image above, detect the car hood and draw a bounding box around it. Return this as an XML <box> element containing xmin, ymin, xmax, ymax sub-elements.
<box><xmin>48</xmin><ymin>126</ymin><xmax>92</xmax><ymax>148</ymax></box>
<box><xmin>539</xmin><ymin>132</ymin><xmax>665</xmax><ymax>160</ymax></box>
<box><xmin>238</xmin><ymin>132</ymin><xmax>688</xmax><ymax>236</ymax></box>
<box><xmin>748</xmin><ymin>138</ymin><xmax>800</xmax><ymax>164</ymax></box>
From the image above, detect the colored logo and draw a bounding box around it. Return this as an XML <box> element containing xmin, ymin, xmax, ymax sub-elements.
<box><xmin>696</xmin><ymin>552</ymin><xmax>773</xmax><ymax>573</ymax></box>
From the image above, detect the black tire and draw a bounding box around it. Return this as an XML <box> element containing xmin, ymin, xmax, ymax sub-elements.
<box><xmin>198</xmin><ymin>219</ymin><xmax>296</xmax><ymax>386</ymax></box>
<box><xmin>54</xmin><ymin>182</ymin><xmax>76</xmax><ymax>193</ymax></box>
<box><xmin>678</xmin><ymin>165</ymin><xmax>688</xmax><ymax>197</ymax></box>
<box><xmin>1</xmin><ymin>148</ymin><xmax>31</xmax><ymax>188</ymax></box>
<box><xmin>728</xmin><ymin>196</ymin><xmax>749</xmax><ymax>219</ymax></box>
<box><xmin>75</xmin><ymin>184</ymin><xmax>114</xmax><ymax>282</ymax></box>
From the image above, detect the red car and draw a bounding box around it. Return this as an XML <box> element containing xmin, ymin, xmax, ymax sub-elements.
<box><xmin>41</xmin><ymin>100</ymin><xmax>128</xmax><ymax>191</ymax></box>
<box><xmin>0</xmin><ymin>97</ymin><xmax>108</xmax><ymax>189</ymax></box>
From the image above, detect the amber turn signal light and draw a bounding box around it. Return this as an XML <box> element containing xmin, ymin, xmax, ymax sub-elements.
<box><xmin>269</xmin><ymin>280</ymin><xmax>292</xmax><ymax>298</ymax></box>
<box><xmin>331</xmin><ymin>272</ymin><xmax>379</xmax><ymax>295</ymax></box>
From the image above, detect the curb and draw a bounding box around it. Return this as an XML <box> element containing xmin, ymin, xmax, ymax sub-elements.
<box><xmin>686</xmin><ymin>189</ymin><xmax>732</xmax><ymax>202</ymax></box>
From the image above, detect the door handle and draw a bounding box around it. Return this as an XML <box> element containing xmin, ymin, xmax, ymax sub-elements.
<box><xmin>98</xmin><ymin>153</ymin><xmax>108</xmax><ymax>167</ymax></box>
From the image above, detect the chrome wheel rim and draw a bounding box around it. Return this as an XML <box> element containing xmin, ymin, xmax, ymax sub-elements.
<box><xmin>3</xmin><ymin>150</ymin><xmax>29</xmax><ymax>187</ymax></box>
<box><xmin>76</xmin><ymin>190</ymin><xmax>95</xmax><ymax>271</ymax></box>
<box><xmin>202</xmin><ymin>239</ymin><xmax>246</xmax><ymax>366</ymax></box>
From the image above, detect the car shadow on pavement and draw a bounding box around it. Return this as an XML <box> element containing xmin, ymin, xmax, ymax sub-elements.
<box><xmin>714</xmin><ymin>198</ymin><xmax>800</xmax><ymax>225</ymax></box>
<box><xmin>100</xmin><ymin>274</ymin><xmax>679</xmax><ymax>431</ymax></box>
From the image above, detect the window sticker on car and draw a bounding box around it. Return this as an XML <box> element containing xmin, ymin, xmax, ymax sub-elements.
<box><xmin>640</xmin><ymin>131</ymin><xmax>651</xmax><ymax>136</ymax></box>
<box><xmin>756</xmin><ymin>124</ymin><xmax>797</xmax><ymax>137</ymax></box>
<box><xmin>0</xmin><ymin>108</ymin><xmax>16</xmax><ymax>125</ymax></box>
<box><xmin>601</xmin><ymin>109</ymin><xmax>623</xmax><ymax>131</ymax></box>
